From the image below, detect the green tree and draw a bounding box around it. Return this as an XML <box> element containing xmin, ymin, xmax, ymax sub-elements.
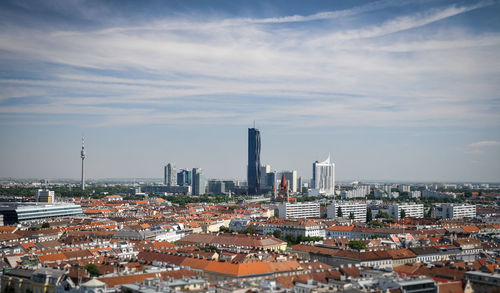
<box><xmin>348</xmin><ymin>240</ymin><xmax>367</xmax><ymax>251</ymax></box>
<box><xmin>368</xmin><ymin>221</ymin><xmax>382</xmax><ymax>227</ymax></box>
<box><xmin>366</xmin><ymin>208</ymin><xmax>373</xmax><ymax>222</ymax></box>
<box><xmin>349</xmin><ymin>212</ymin><xmax>355</xmax><ymax>220</ymax></box>
<box><xmin>273</xmin><ymin>230</ymin><xmax>282</xmax><ymax>239</ymax></box>
<box><xmin>219</xmin><ymin>226</ymin><xmax>229</xmax><ymax>233</ymax></box>
<box><xmin>285</xmin><ymin>234</ymin><xmax>295</xmax><ymax>245</ymax></box>
<box><xmin>85</xmin><ymin>264</ymin><xmax>100</xmax><ymax>277</ymax></box>
<box><xmin>337</xmin><ymin>206</ymin><xmax>342</xmax><ymax>217</ymax></box>
<box><xmin>41</xmin><ymin>222</ymin><xmax>50</xmax><ymax>229</ymax></box>
<box><xmin>375</xmin><ymin>211</ymin><xmax>390</xmax><ymax>219</ymax></box>
<box><xmin>400</xmin><ymin>209</ymin><xmax>406</xmax><ymax>219</ymax></box>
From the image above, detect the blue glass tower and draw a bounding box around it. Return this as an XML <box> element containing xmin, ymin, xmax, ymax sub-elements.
<box><xmin>247</xmin><ymin>127</ymin><xmax>261</xmax><ymax>194</ymax></box>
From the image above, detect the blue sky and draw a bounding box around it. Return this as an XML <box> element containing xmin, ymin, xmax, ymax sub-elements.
<box><xmin>0</xmin><ymin>0</ymin><xmax>499</xmax><ymax>182</ymax></box>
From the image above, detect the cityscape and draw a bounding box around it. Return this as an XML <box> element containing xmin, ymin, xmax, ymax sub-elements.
<box><xmin>0</xmin><ymin>1</ymin><xmax>500</xmax><ymax>293</ymax></box>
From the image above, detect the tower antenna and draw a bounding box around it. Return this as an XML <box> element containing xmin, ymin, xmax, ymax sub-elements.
<box><xmin>80</xmin><ymin>136</ymin><xmax>87</xmax><ymax>190</ymax></box>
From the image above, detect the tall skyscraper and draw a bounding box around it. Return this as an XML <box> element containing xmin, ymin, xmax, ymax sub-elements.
<box><xmin>80</xmin><ymin>137</ymin><xmax>86</xmax><ymax>190</ymax></box>
<box><xmin>177</xmin><ymin>169</ymin><xmax>192</xmax><ymax>186</ymax></box>
<box><xmin>192</xmin><ymin>168</ymin><xmax>206</xmax><ymax>195</ymax></box>
<box><xmin>312</xmin><ymin>155</ymin><xmax>335</xmax><ymax>196</ymax></box>
<box><xmin>164</xmin><ymin>163</ymin><xmax>177</xmax><ymax>186</ymax></box>
<box><xmin>247</xmin><ymin>127</ymin><xmax>261</xmax><ymax>194</ymax></box>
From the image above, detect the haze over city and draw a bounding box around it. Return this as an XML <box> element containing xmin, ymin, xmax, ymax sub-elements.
<box><xmin>0</xmin><ymin>0</ymin><xmax>499</xmax><ymax>182</ymax></box>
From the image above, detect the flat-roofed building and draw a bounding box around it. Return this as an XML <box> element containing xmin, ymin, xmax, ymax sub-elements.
<box><xmin>0</xmin><ymin>202</ymin><xmax>83</xmax><ymax>225</ymax></box>
<box><xmin>389</xmin><ymin>203</ymin><xmax>424</xmax><ymax>220</ymax></box>
<box><xmin>277</xmin><ymin>202</ymin><xmax>320</xmax><ymax>219</ymax></box>
<box><xmin>327</xmin><ymin>202</ymin><xmax>367</xmax><ymax>223</ymax></box>
<box><xmin>433</xmin><ymin>204</ymin><xmax>476</xmax><ymax>219</ymax></box>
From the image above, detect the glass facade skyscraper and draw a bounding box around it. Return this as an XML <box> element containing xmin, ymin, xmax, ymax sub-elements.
<box><xmin>247</xmin><ymin>128</ymin><xmax>261</xmax><ymax>194</ymax></box>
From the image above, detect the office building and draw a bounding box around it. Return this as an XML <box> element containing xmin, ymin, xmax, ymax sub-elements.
<box><xmin>208</xmin><ymin>180</ymin><xmax>225</xmax><ymax>194</ymax></box>
<box><xmin>0</xmin><ymin>203</ymin><xmax>83</xmax><ymax>225</ymax></box>
<box><xmin>177</xmin><ymin>169</ymin><xmax>192</xmax><ymax>187</ymax></box>
<box><xmin>398</xmin><ymin>185</ymin><xmax>411</xmax><ymax>193</ymax></box>
<box><xmin>141</xmin><ymin>185</ymin><xmax>191</xmax><ymax>195</ymax></box>
<box><xmin>312</xmin><ymin>155</ymin><xmax>335</xmax><ymax>196</ymax></box>
<box><xmin>433</xmin><ymin>204</ymin><xmax>476</xmax><ymax>219</ymax></box>
<box><xmin>192</xmin><ymin>168</ymin><xmax>206</xmax><ymax>195</ymax></box>
<box><xmin>35</xmin><ymin>189</ymin><xmax>54</xmax><ymax>203</ymax></box>
<box><xmin>327</xmin><ymin>202</ymin><xmax>367</xmax><ymax>223</ymax></box>
<box><xmin>277</xmin><ymin>202</ymin><xmax>320</xmax><ymax>219</ymax></box>
<box><xmin>260</xmin><ymin>165</ymin><xmax>271</xmax><ymax>189</ymax></box>
<box><xmin>164</xmin><ymin>163</ymin><xmax>177</xmax><ymax>186</ymax></box>
<box><xmin>280</xmin><ymin>170</ymin><xmax>298</xmax><ymax>193</ymax></box>
<box><xmin>266</xmin><ymin>172</ymin><xmax>277</xmax><ymax>189</ymax></box>
<box><xmin>422</xmin><ymin>190</ymin><xmax>457</xmax><ymax>199</ymax></box>
<box><xmin>409</xmin><ymin>191</ymin><xmax>421</xmax><ymax>199</ymax></box>
<box><xmin>247</xmin><ymin>127</ymin><xmax>261</xmax><ymax>194</ymax></box>
<box><xmin>340</xmin><ymin>185</ymin><xmax>370</xmax><ymax>199</ymax></box>
<box><xmin>389</xmin><ymin>203</ymin><xmax>424</xmax><ymax>220</ymax></box>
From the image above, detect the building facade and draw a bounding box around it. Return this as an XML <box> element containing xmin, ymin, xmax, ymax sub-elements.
<box><xmin>192</xmin><ymin>168</ymin><xmax>206</xmax><ymax>195</ymax></box>
<box><xmin>177</xmin><ymin>169</ymin><xmax>192</xmax><ymax>186</ymax></box>
<box><xmin>247</xmin><ymin>127</ymin><xmax>261</xmax><ymax>195</ymax></box>
<box><xmin>327</xmin><ymin>202</ymin><xmax>367</xmax><ymax>223</ymax></box>
<box><xmin>312</xmin><ymin>155</ymin><xmax>335</xmax><ymax>196</ymax></box>
<box><xmin>388</xmin><ymin>203</ymin><xmax>424</xmax><ymax>220</ymax></box>
<box><xmin>164</xmin><ymin>163</ymin><xmax>177</xmax><ymax>186</ymax></box>
<box><xmin>278</xmin><ymin>202</ymin><xmax>320</xmax><ymax>219</ymax></box>
<box><xmin>433</xmin><ymin>204</ymin><xmax>476</xmax><ymax>219</ymax></box>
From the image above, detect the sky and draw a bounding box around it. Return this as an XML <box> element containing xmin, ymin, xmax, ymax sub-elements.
<box><xmin>0</xmin><ymin>0</ymin><xmax>499</xmax><ymax>182</ymax></box>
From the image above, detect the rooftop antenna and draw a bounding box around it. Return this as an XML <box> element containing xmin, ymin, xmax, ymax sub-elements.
<box><xmin>80</xmin><ymin>136</ymin><xmax>87</xmax><ymax>190</ymax></box>
<box><xmin>253</xmin><ymin>120</ymin><xmax>256</xmax><ymax>129</ymax></box>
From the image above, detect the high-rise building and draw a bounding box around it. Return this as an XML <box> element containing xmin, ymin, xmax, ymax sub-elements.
<box><xmin>192</xmin><ymin>168</ymin><xmax>206</xmax><ymax>195</ymax></box>
<box><xmin>327</xmin><ymin>202</ymin><xmax>367</xmax><ymax>223</ymax></box>
<box><xmin>266</xmin><ymin>172</ymin><xmax>277</xmax><ymax>189</ymax></box>
<box><xmin>389</xmin><ymin>203</ymin><xmax>424</xmax><ymax>220</ymax></box>
<box><xmin>36</xmin><ymin>189</ymin><xmax>55</xmax><ymax>203</ymax></box>
<box><xmin>177</xmin><ymin>169</ymin><xmax>192</xmax><ymax>186</ymax></box>
<box><xmin>164</xmin><ymin>163</ymin><xmax>177</xmax><ymax>186</ymax></box>
<box><xmin>247</xmin><ymin>127</ymin><xmax>261</xmax><ymax>194</ymax></box>
<box><xmin>433</xmin><ymin>204</ymin><xmax>476</xmax><ymax>219</ymax></box>
<box><xmin>278</xmin><ymin>202</ymin><xmax>320</xmax><ymax>219</ymax></box>
<box><xmin>280</xmin><ymin>171</ymin><xmax>298</xmax><ymax>193</ymax></box>
<box><xmin>260</xmin><ymin>165</ymin><xmax>271</xmax><ymax>189</ymax></box>
<box><xmin>312</xmin><ymin>155</ymin><xmax>335</xmax><ymax>196</ymax></box>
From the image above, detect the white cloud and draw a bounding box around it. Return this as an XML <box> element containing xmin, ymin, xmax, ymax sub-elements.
<box><xmin>469</xmin><ymin>141</ymin><xmax>500</xmax><ymax>148</ymax></box>
<box><xmin>0</xmin><ymin>1</ymin><xmax>499</xmax><ymax>129</ymax></box>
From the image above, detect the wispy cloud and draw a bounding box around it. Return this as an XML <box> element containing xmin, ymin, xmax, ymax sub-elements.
<box><xmin>469</xmin><ymin>141</ymin><xmax>500</xmax><ymax>148</ymax></box>
<box><xmin>0</xmin><ymin>0</ymin><xmax>498</xmax><ymax>129</ymax></box>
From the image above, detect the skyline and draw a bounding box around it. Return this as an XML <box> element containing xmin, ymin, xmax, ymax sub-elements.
<box><xmin>0</xmin><ymin>0</ymin><xmax>500</xmax><ymax>182</ymax></box>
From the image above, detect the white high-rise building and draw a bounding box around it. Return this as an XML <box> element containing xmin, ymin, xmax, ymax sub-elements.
<box><xmin>327</xmin><ymin>202</ymin><xmax>367</xmax><ymax>223</ymax></box>
<box><xmin>164</xmin><ymin>163</ymin><xmax>177</xmax><ymax>186</ymax></box>
<box><xmin>278</xmin><ymin>202</ymin><xmax>320</xmax><ymax>219</ymax></box>
<box><xmin>312</xmin><ymin>155</ymin><xmax>335</xmax><ymax>196</ymax></box>
<box><xmin>433</xmin><ymin>204</ymin><xmax>476</xmax><ymax>219</ymax></box>
<box><xmin>389</xmin><ymin>203</ymin><xmax>424</xmax><ymax>220</ymax></box>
